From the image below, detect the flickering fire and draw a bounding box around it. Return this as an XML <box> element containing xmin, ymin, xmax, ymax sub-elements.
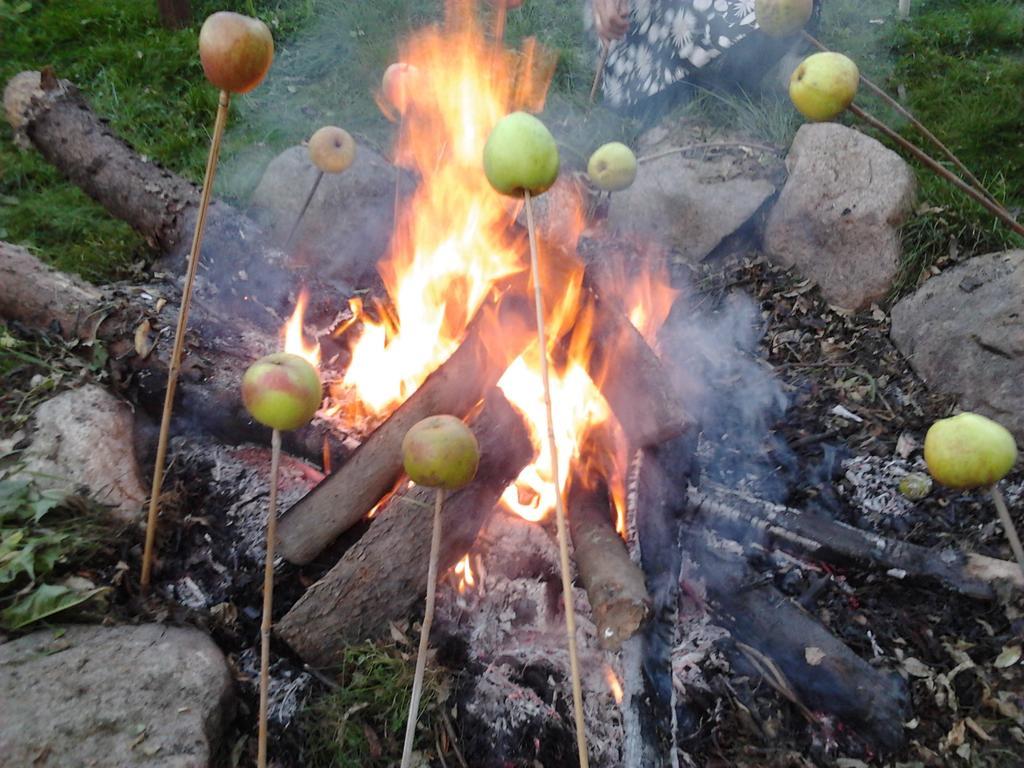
<box><xmin>283</xmin><ymin>290</ymin><xmax>321</xmax><ymax>367</ymax></box>
<box><xmin>454</xmin><ymin>553</ymin><xmax>476</xmax><ymax>593</ymax></box>
<box><xmin>603</xmin><ymin>664</ymin><xmax>624</xmax><ymax>705</ymax></box>
<box><xmin>315</xmin><ymin>2</ymin><xmax>675</xmax><ymax>526</ymax></box>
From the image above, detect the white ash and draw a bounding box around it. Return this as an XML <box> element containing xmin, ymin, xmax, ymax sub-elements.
<box><xmin>674</xmin><ymin>552</ymin><xmax>730</xmax><ymax>696</ymax></box>
<box><xmin>236</xmin><ymin>647</ymin><xmax>314</xmax><ymax>727</ymax></box>
<box><xmin>841</xmin><ymin>453</ymin><xmax>929</xmax><ymax>523</ymax></box>
<box><xmin>435</xmin><ymin>509</ymin><xmax>624</xmax><ymax>767</ymax></box>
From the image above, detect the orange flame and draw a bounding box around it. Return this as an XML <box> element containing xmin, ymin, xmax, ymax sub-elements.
<box><xmin>283</xmin><ymin>290</ymin><xmax>321</xmax><ymax>367</ymax></box>
<box><xmin>604</xmin><ymin>664</ymin><xmax>624</xmax><ymax>705</ymax></box>
<box><xmin>322</xmin><ymin>2</ymin><xmax>676</xmax><ymax>528</ymax></box>
<box><xmin>454</xmin><ymin>553</ymin><xmax>476</xmax><ymax>593</ymax></box>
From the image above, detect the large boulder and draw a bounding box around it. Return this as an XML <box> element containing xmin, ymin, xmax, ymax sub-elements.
<box><xmin>0</xmin><ymin>385</ymin><xmax>145</xmax><ymax>524</ymax></box>
<box><xmin>764</xmin><ymin>123</ymin><xmax>916</xmax><ymax>310</ymax></box>
<box><xmin>891</xmin><ymin>250</ymin><xmax>1024</xmax><ymax>441</ymax></box>
<box><xmin>249</xmin><ymin>143</ymin><xmax>396</xmax><ymax>287</ymax></box>
<box><xmin>607</xmin><ymin>125</ymin><xmax>780</xmax><ymax>265</ymax></box>
<box><xmin>0</xmin><ymin>624</ymin><xmax>234</xmax><ymax>768</ymax></box>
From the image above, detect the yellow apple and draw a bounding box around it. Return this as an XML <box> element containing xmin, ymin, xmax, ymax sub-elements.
<box><xmin>789</xmin><ymin>52</ymin><xmax>859</xmax><ymax>122</ymax></box>
<box><xmin>924</xmin><ymin>412</ymin><xmax>1018</xmax><ymax>490</ymax></box>
<box><xmin>308</xmin><ymin>126</ymin><xmax>356</xmax><ymax>174</ymax></box>
<box><xmin>483</xmin><ymin>112</ymin><xmax>560</xmax><ymax>197</ymax></box>
<box><xmin>198</xmin><ymin>12</ymin><xmax>274</xmax><ymax>94</ymax></box>
<box><xmin>587</xmin><ymin>141</ymin><xmax>638</xmax><ymax>192</ymax></box>
<box><xmin>402</xmin><ymin>415</ymin><xmax>480</xmax><ymax>490</ymax></box>
<box><xmin>242</xmin><ymin>352</ymin><xmax>322</xmax><ymax>431</ymax></box>
<box><xmin>755</xmin><ymin>0</ymin><xmax>814</xmax><ymax>37</ymax></box>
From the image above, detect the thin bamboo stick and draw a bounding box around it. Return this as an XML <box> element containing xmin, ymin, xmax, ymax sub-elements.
<box><xmin>141</xmin><ymin>90</ymin><xmax>230</xmax><ymax>590</ymax></box>
<box><xmin>257</xmin><ymin>428</ymin><xmax>282</xmax><ymax>768</ymax></box>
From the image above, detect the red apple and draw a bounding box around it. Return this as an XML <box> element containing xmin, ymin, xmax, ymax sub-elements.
<box><xmin>242</xmin><ymin>352</ymin><xmax>321</xmax><ymax>431</ymax></box>
<box><xmin>199</xmin><ymin>11</ymin><xmax>274</xmax><ymax>94</ymax></box>
<box><xmin>402</xmin><ymin>415</ymin><xmax>480</xmax><ymax>490</ymax></box>
<box><xmin>381</xmin><ymin>62</ymin><xmax>420</xmax><ymax>117</ymax></box>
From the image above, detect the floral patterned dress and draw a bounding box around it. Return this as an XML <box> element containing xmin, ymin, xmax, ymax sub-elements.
<box><xmin>588</xmin><ymin>0</ymin><xmax>821</xmax><ymax>109</ymax></box>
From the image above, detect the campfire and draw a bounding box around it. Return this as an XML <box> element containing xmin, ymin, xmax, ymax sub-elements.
<box><xmin>3</xmin><ymin>1</ymin><xmax>1024</xmax><ymax>766</ymax></box>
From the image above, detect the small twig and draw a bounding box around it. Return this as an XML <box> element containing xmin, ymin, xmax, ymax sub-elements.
<box><xmin>637</xmin><ymin>141</ymin><xmax>782</xmax><ymax>164</ymax></box>
<box><xmin>802</xmin><ymin>31</ymin><xmax>1000</xmax><ymax>206</ymax></box>
<box><xmin>846</xmin><ymin>102</ymin><xmax>1024</xmax><ymax>238</ymax></box>
<box><xmin>990</xmin><ymin>484</ymin><xmax>1024</xmax><ymax>580</ymax></box>
<box><xmin>284</xmin><ymin>170</ymin><xmax>324</xmax><ymax>250</ymax></box>
<box><xmin>524</xmin><ymin>190</ymin><xmax>590</xmax><ymax>768</ymax></box>
<box><xmin>589</xmin><ymin>39</ymin><xmax>610</xmax><ymax>105</ymax></box>
<box><xmin>257</xmin><ymin>428</ymin><xmax>282</xmax><ymax>768</ymax></box>
<box><xmin>141</xmin><ymin>89</ymin><xmax>231</xmax><ymax>591</ymax></box>
<box><xmin>441</xmin><ymin>708</ymin><xmax>470</xmax><ymax>768</ymax></box>
<box><xmin>400</xmin><ymin>488</ymin><xmax>445</xmax><ymax>768</ymax></box>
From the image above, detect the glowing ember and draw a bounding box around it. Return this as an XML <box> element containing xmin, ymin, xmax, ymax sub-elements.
<box><xmin>454</xmin><ymin>553</ymin><xmax>476</xmax><ymax>593</ymax></box>
<box><xmin>603</xmin><ymin>664</ymin><xmax>624</xmax><ymax>705</ymax></box>
<box><xmin>283</xmin><ymin>290</ymin><xmax>320</xmax><ymax>367</ymax></box>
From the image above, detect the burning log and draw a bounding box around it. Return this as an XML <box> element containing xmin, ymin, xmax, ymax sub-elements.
<box><xmin>690</xmin><ymin>482</ymin><xmax>1024</xmax><ymax>600</ymax></box>
<box><xmin>0</xmin><ymin>242</ymin><xmax>340</xmax><ymax>464</ymax></box>
<box><xmin>275</xmin><ymin>290</ymin><xmax>535</xmax><ymax>564</ymax></box>
<box><xmin>276</xmin><ymin>390</ymin><xmax>533</xmax><ymax>667</ymax></box>
<box><xmin>686</xmin><ymin>529</ymin><xmax>910</xmax><ymax>753</ymax></box>
<box><xmin>567</xmin><ymin>455</ymin><xmax>650</xmax><ymax>650</ymax></box>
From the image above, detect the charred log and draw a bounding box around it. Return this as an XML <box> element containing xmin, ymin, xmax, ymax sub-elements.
<box><xmin>0</xmin><ymin>241</ymin><xmax>341</xmax><ymax>465</ymax></box>
<box><xmin>686</xmin><ymin>529</ymin><xmax>910</xmax><ymax>752</ymax></box>
<box><xmin>275</xmin><ymin>290</ymin><xmax>535</xmax><ymax>564</ymax></box>
<box><xmin>690</xmin><ymin>482</ymin><xmax>1024</xmax><ymax>600</ymax></box>
<box><xmin>567</xmin><ymin>455</ymin><xmax>650</xmax><ymax>650</ymax></box>
<box><xmin>276</xmin><ymin>390</ymin><xmax>533</xmax><ymax>667</ymax></box>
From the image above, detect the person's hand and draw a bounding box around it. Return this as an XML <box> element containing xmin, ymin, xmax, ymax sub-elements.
<box><xmin>592</xmin><ymin>0</ymin><xmax>629</xmax><ymax>42</ymax></box>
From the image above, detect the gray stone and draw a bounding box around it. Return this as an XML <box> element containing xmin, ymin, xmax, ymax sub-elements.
<box><xmin>765</xmin><ymin>122</ymin><xmax>916</xmax><ymax>311</ymax></box>
<box><xmin>0</xmin><ymin>623</ymin><xmax>233</xmax><ymax>768</ymax></box>
<box><xmin>249</xmin><ymin>143</ymin><xmax>396</xmax><ymax>286</ymax></box>
<box><xmin>891</xmin><ymin>250</ymin><xmax>1024</xmax><ymax>441</ymax></box>
<box><xmin>0</xmin><ymin>385</ymin><xmax>145</xmax><ymax>524</ymax></box>
<box><xmin>607</xmin><ymin>127</ymin><xmax>779</xmax><ymax>265</ymax></box>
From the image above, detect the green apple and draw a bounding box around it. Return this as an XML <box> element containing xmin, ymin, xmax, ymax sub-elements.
<box><xmin>309</xmin><ymin>126</ymin><xmax>356</xmax><ymax>174</ymax></box>
<box><xmin>924</xmin><ymin>412</ymin><xmax>1018</xmax><ymax>490</ymax></box>
<box><xmin>755</xmin><ymin>0</ymin><xmax>813</xmax><ymax>37</ymax></box>
<box><xmin>789</xmin><ymin>52</ymin><xmax>859</xmax><ymax>122</ymax></box>
<box><xmin>483</xmin><ymin>112</ymin><xmax>560</xmax><ymax>197</ymax></box>
<box><xmin>381</xmin><ymin>62</ymin><xmax>420</xmax><ymax>116</ymax></box>
<box><xmin>242</xmin><ymin>352</ymin><xmax>322</xmax><ymax>431</ymax></box>
<box><xmin>587</xmin><ymin>142</ymin><xmax>638</xmax><ymax>192</ymax></box>
<box><xmin>402</xmin><ymin>415</ymin><xmax>480</xmax><ymax>490</ymax></box>
<box><xmin>199</xmin><ymin>12</ymin><xmax>274</xmax><ymax>94</ymax></box>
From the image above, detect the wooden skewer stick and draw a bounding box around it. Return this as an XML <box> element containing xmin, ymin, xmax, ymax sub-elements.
<box><xmin>141</xmin><ymin>89</ymin><xmax>230</xmax><ymax>590</ymax></box>
<box><xmin>284</xmin><ymin>170</ymin><xmax>324</xmax><ymax>250</ymax></box>
<box><xmin>524</xmin><ymin>190</ymin><xmax>590</xmax><ymax>768</ymax></box>
<box><xmin>846</xmin><ymin>102</ymin><xmax>1024</xmax><ymax>238</ymax></box>
<box><xmin>257</xmin><ymin>428</ymin><xmax>283</xmax><ymax>768</ymax></box>
<box><xmin>589</xmin><ymin>39</ymin><xmax>610</xmax><ymax>105</ymax></box>
<box><xmin>399</xmin><ymin>487</ymin><xmax>445</xmax><ymax>768</ymax></box>
<box><xmin>990</xmin><ymin>484</ymin><xmax>1024</xmax><ymax>581</ymax></box>
<box><xmin>802</xmin><ymin>31</ymin><xmax>999</xmax><ymax>206</ymax></box>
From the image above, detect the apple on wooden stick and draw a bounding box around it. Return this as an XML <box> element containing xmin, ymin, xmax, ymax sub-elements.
<box><xmin>141</xmin><ymin>11</ymin><xmax>275</xmax><ymax>592</ymax></box>
<box><xmin>241</xmin><ymin>351</ymin><xmax>322</xmax><ymax>768</ymax></box>
<box><xmin>399</xmin><ymin>416</ymin><xmax>479</xmax><ymax>768</ymax></box>
<box><xmin>285</xmin><ymin>126</ymin><xmax>357</xmax><ymax>249</ymax></box>
<box><xmin>755</xmin><ymin>0</ymin><xmax>814</xmax><ymax>37</ymax></box>
<box><xmin>789</xmin><ymin>51</ymin><xmax>859</xmax><ymax>122</ymax></box>
<box><xmin>587</xmin><ymin>141</ymin><xmax>638</xmax><ymax>207</ymax></box>
<box><xmin>483</xmin><ymin>112</ymin><xmax>590</xmax><ymax>768</ymax></box>
<box><xmin>924</xmin><ymin>412</ymin><xmax>1023</xmax><ymax>579</ymax></box>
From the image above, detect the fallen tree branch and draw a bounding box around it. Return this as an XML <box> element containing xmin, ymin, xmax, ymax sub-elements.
<box><xmin>689</xmin><ymin>482</ymin><xmax>1024</xmax><ymax>600</ymax></box>
<box><xmin>276</xmin><ymin>390</ymin><xmax>533</xmax><ymax>666</ymax></box>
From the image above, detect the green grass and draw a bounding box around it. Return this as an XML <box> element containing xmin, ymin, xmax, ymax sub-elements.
<box><xmin>300</xmin><ymin>641</ymin><xmax>448</xmax><ymax>767</ymax></box>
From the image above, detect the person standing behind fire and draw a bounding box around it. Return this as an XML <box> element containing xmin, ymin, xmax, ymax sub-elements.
<box><xmin>588</xmin><ymin>0</ymin><xmax>822</xmax><ymax>122</ymax></box>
